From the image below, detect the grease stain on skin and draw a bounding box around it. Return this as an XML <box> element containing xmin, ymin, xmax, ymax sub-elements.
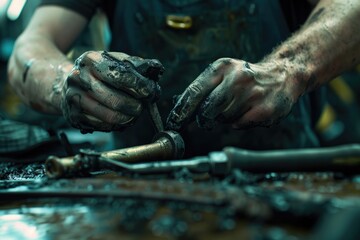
<box><xmin>278</xmin><ymin>49</ymin><xmax>296</xmax><ymax>61</ymax></box>
<box><xmin>102</xmin><ymin>51</ymin><xmax>161</xmax><ymax>100</ymax></box>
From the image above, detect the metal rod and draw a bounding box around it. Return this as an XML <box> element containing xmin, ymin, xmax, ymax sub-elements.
<box><xmin>224</xmin><ymin>144</ymin><xmax>360</xmax><ymax>173</ymax></box>
<box><xmin>45</xmin><ymin>130</ymin><xmax>184</xmax><ymax>178</ymax></box>
<box><xmin>146</xmin><ymin>102</ymin><xmax>164</xmax><ymax>133</ymax></box>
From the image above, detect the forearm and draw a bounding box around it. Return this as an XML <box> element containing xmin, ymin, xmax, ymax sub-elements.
<box><xmin>8</xmin><ymin>33</ymin><xmax>73</xmax><ymax>114</ymax></box>
<box><xmin>265</xmin><ymin>0</ymin><xmax>360</xmax><ymax>99</ymax></box>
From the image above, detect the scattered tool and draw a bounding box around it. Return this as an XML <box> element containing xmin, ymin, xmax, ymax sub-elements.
<box><xmin>46</xmin><ymin>144</ymin><xmax>360</xmax><ymax>178</ymax></box>
<box><xmin>185</xmin><ymin>144</ymin><xmax>360</xmax><ymax>175</ymax></box>
<box><xmin>45</xmin><ymin>130</ymin><xmax>184</xmax><ymax>178</ymax></box>
<box><xmin>222</xmin><ymin>144</ymin><xmax>360</xmax><ymax>174</ymax></box>
<box><xmin>92</xmin><ymin>144</ymin><xmax>360</xmax><ymax>176</ymax></box>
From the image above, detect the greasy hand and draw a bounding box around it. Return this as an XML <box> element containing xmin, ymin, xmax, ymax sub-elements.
<box><xmin>61</xmin><ymin>51</ymin><xmax>164</xmax><ymax>133</ymax></box>
<box><xmin>166</xmin><ymin>58</ymin><xmax>301</xmax><ymax>131</ymax></box>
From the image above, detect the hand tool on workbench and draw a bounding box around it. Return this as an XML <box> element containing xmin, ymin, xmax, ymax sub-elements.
<box><xmin>46</xmin><ymin>144</ymin><xmax>360</xmax><ymax>178</ymax></box>
<box><xmin>45</xmin><ymin>130</ymin><xmax>184</xmax><ymax>178</ymax></box>
<box><xmin>92</xmin><ymin>144</ymin><xmax>360</xmax><ymax>175</ymax></box>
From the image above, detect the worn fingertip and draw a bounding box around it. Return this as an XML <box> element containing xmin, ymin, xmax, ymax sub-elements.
<box><xmin>165</xmin><ymin>114</ymin><xmax>181</xmax><ymax>131</ymax></box>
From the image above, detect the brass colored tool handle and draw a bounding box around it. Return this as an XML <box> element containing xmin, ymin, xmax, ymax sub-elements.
<box><xmin>45</xmin><ymin>130</ymin><xmax>184</xmax><ymax>178</ymax></box>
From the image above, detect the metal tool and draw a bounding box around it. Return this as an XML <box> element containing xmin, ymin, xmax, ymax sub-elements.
<box><xmin>45</xmin><ymin>130</ymin><xmax>184</xmax><ymax>178</ymax></box>
<box><xmin>99</xmin><ymin>144</ymin><xmax>360</xmax><ymax>175</ymax></box>
<box><xmin>223</xmin><ymin>144</ymin><xmax>360</xmax><ymax>174</ymax></box>
<box><xmin>146</xmin><ymin>102</ymin><xmax>164</xmax><ymax>133</ymax></box>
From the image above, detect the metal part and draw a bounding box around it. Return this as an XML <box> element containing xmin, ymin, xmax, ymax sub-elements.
<box><xmin>166</xmin><ymin>15</ymin><xmax>192</xmax><ymax>29</ymax></box>
<box><xmin>98</xmin><ymin>144</ymin><xmax>360</xmax><ymax>176</ymax></box>
<box><xmin>224</xmin><ymin>144</ymin><xmax>360</xmax><ymax>173</ymax></box>
<box><xmin>46</xmin><ymin>150</ymin><xmax>101</xmax><ymax>178</ymax></box>
<box><xmin>146</xmin><ymin>102</ymin><xmax>164</xmax><ymax>133</ymax></box>
<box><xmin>45</xmin><ymin>130</ymin><xmax>184</xmax><ymax>178</ymax></box>
<box><xmin>59</xmin><ymin>131</ymin><xmax>74</xmax><ymax>156</ymax></box>
<box><xmin>95</xmin><ymin>152</ymin><xmax>227</xmax><ymax>175</ymax></box>
<box><xmin>99</xmin><ymin>156</ymin><xmax>211</xmax><ymax>174</ymax></box>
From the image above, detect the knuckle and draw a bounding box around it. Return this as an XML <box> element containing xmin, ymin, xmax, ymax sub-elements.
<box><xmin>252</xmin><ymin>87</ymin><xmax>266</xmax><ymax>99</ymax></box>
<box><xmin>67</xmin><ymin>69</ymin><xmax>80</xmax><ymax>83</ymax></box>
<box><xmin>202</xmin><ymin>62</ymin><xmax>219</xmax><ymax>76</ymax></box>
<box><xmin>210</xmin><ymin>58</ymin><xmax>240</xmax><ymax>77</ymax></box>
<box><xmin>76</xmin><ymin>51</ymin><xmax>99</xmax><ymax>67</ymax></box>
<box><xmin>188</xmin><ymin>82</ymin><xmax>203</xmax><ymax>96</ymax></box>
<box><xmin>215</xmin><ymin>57</ymin><xmax>235</xmax><ymax>67</ymax></box>
<box><xmin>107</xmin><ymin>52</ymin><xmax>130</xmax><ymax>61</ymax></box>
<box><xmin>82</xmin><ymin>50</ymin><xmax>97</xmax><ymax>58</ymax></box>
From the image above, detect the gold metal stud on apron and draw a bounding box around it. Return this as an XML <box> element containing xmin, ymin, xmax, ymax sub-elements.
<box><xmin>166</xmin><ymin>15</ymin><xmax>192</xmax><ymax>29</ymax></box>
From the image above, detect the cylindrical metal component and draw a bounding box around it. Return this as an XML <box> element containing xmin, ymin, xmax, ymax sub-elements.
<box><xmin>46</xmin><ymin>156</ymin><xmax>75</xmax><ymax>178</ymax></box>
<box><xmin>45</xmin><ymin>130</ymin><xmax>184</xmax><ymax>178</ymax></box>
<box><xmin>104</xmin><ymin>131</ymin><xmax>184</xmax><ymax>162</ymax></box>
<box><xmin>46</xmin><ymin>150</ymin><xmax>101</xmax><ymax>178</ymax></box>
<box><xmin>223</xmin><ymin>144</ymin><xmax>360</xmax><ymax>173</ymax></box>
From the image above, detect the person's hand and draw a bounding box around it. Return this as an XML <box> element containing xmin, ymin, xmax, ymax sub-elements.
<box><xmin>166</xmin><ymin>58</ymin><xmax>304</xmax><ymax>131</ymax></box>
<box><xmin>61</xmin><ymin>51</ymin><xmax>164</xmax><ymax>133</ymax></box>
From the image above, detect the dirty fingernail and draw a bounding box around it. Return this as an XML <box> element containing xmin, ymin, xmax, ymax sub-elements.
<box><xmin>166</xmin><ymin>112</ymin><xmax>181</xmax><ymax>131</ymax></box>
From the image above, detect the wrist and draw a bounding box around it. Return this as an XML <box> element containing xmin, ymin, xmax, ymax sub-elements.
<box><xmin>262</xmin><ymin>52</ymin><xmax>312</xmax><ymax>102</ymax></box>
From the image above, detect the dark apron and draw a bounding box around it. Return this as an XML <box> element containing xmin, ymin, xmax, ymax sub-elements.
<box><xmin>109</xmin><ymin>0</ymin><xmax>319</xmax><ymax>156</ymax></box>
